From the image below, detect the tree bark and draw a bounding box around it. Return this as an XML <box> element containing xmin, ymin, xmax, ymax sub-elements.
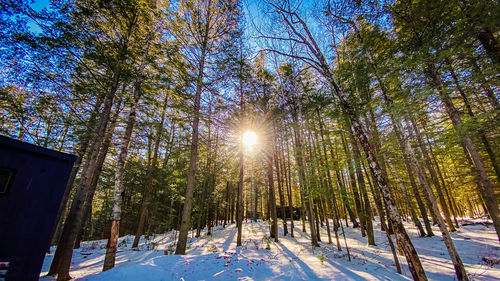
<box><xmin>425</xmin><ymin>63</ymin><xmax>500</xmax><ymax>242</ymax></box>
<box><xmin>364</xmin><ymin>161</ymin><xmax>402</xmax><ymax>273</ymax></box>
<box><xmin>236</xmin><ymin>148</ymin><xmax>244</xmax><ymax>246</ymax></box>
<box><xmin>283</xmin><ymin>127</ymin><xmax>295</xmax><ymax>237</ymax></box>
<box><xmin>335</xmin><ymin>78</ymin><xmax>427</xmax><ymax>280</ymax></box>
<box><xmin>468</xmin><ymin>58</ymin><xmax>500</xmax><ymax>111</ymax></box>
<box><xmin>349</xmin><ymin>127</ymin><xmax>376</xmax><ymax>245</ymax></box>
<box><xmin>274</xmin><ymin>133</ymin><xmax>288</xmax><ymax>236</ymax></box>
<box><xmin>175</xmin><ymin>44</ymin><xmax>206</xmax><ymax>254</ymax></box>
<box><xmin>353</xmin><ymin>23</ymin><xmax>436</xmax><ymax>236</ymax></box>
<box><xmin>306</xmin><ymin>128</ymin><xmax>324</xmax><ymax>242</ymax></box>
<box><xmin>267</xmin><ymin>157</ymin><xmax>279</xmax><ymax>242</ymax></box>
<box><xmin>133</xmin><ymin>95</ymin><xmax>168</xmax><ymax>248</ymax></box>
<box><xmin>292</xmin><ymin>118</ymin><xmax>319</xmax><ymax>247</ymax></box>
<box><xmin>102</xmin><ymin>96</ymin><xmax>138</xmax><ymax>269</ymax></box>
<box><xmin>50</xmin><ymin>97</ymin><xmax>103</xmax><ymax>246</ymax></box>
<box><xmin>49</xmin><ymin>71</ymin><xmax>120</xmax><ymax>280</ymax></box>
<box><xmin>477</xmin><ymin>27</ymin><xmax>500</xmax><ymax>64</ymax></box>
<box><xmin>404</xmin><ymin>125</ymin><xmax>470</xmax><ymax>281</ymax></box>
<box><xmin>269</xmin><ymin>5</ymin><xmax>426</xmax><ymax>279</ymax></box>
<box><xmin>449</xmin><ymin>66</ymin><xmax>500</xmax><ymax>185</ymax></box>
<box><xmin>50</xmin><ymin>137</ymin><xmax>90</xmax><ymax>246</ymax></box>
<box><xmin>317</xmin><ymin>115</ymin><xmax>342</xmax><ymax>249</ymax></box>
<box><xmin>77</xmin><ymin>112</ymin><xmax>119</xmax><ymax>248</ymax></box>
<box><xmin>341</xmin><ymin>131</ymin><xmax>363</xmax><ymax>231</ymax></box>
<box><xmin>408</xmin><ymin>118</ymin><xmax>456</xmax><ymax>231</ymax></box>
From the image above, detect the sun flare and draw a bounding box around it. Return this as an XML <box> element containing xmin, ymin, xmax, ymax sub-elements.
<box><xmin>242</xmin><ymin>131</ymin><xmax>257</xmax><ymax>146</ymax></box>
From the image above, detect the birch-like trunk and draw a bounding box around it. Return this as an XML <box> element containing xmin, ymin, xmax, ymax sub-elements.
<box><xmin>103</xmin><ymin>97</ymin><xmax>138</xmax><ymax>271</ymax></box>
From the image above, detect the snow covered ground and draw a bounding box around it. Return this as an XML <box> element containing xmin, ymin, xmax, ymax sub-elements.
<box><xmin>39</xmin><ymin>218</ymin><xmax>500</xmax><ymax>280</ymax></box>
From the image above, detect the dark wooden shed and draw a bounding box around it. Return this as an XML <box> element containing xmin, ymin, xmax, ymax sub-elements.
<box><xmin>0</xmin><ymin>135</ymin><xmax>76</xmax><ymax>281</ymax></box>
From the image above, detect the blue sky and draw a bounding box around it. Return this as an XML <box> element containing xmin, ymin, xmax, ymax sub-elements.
<box><xmin>26</xmin><ymin>0</ymin><xmax>327</xmax><ymax>68</ymax></box>
<box><xmin>28</xmin><ymin>0</ymin><xmax>265</xmax><ymax>54</ymax></box>
<box><xmin>31</xmin><ymin>0</ymin><xmax>49</xmax><ymax>11</ymax></box>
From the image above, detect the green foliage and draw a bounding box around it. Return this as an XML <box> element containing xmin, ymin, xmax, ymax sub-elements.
<box><xmin>1</xmin><ymin>0</ymin><xmax>498</xmax><ymax>249</ymax></box>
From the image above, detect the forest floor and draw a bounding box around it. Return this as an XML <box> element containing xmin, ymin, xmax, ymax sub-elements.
<box><xmin>39</xmin><ymin>218</ymin><xmax>500</xmax><ymax>280</ymax></box>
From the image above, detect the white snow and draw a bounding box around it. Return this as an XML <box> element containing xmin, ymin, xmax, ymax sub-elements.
<box><xmin>39</xmin><ymin>218</ymin><xmax>500</xmax><ymax>280</ymax></box>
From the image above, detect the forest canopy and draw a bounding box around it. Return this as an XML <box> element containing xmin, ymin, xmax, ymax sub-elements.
<box><xmin>0</xmin><ymin>0</ymin><xmax>499</xmax><ymax>280</ymax></box>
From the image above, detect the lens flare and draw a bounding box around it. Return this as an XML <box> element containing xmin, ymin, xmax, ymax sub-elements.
<box><xmin>242</xmin><ymin>131</ymin><xmax>257</xmax><ymax>146</ymax></box>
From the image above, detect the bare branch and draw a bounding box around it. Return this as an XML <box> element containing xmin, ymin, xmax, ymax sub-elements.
<box><xmin>262</xmin><ymin>48</ymin><xmax>323</xmax><ymax>74</ymax></box>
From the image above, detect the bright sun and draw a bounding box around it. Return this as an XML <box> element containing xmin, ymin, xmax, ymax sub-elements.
<box><xmin>242</xmin><ymin>131</ymin><xmax>257</xmax><ymax>146</ymax></box>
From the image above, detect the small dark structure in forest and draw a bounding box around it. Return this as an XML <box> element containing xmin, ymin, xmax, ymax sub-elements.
<box><xmin>247</xmin><ymin>211</ymin><xmax>260</xmax><ymax>221</ymax></box>
<box><xmin>276</xmin><ymin>206</ymin><xmax>301</xmax><ymax>220</ymax></box>
<box><xmin>0</xmin><ymin>135</ymin><xmax>76</xmax><ymax>281</ymax></box>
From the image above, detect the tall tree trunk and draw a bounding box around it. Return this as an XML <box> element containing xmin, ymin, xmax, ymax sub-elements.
<box><xmin>368</xmin><ymin>54</ymin><xmax>465</xmax><ymax>278</ymax></box>
<box><xmin>408</xmin><ymin>118</ymin><xmax>456</xmax><ymax>231</ymax></box>
<box><xmin>320</xmin><ymin>196</ymin><xmax>333</xmax><ymax>244</ymax></box>
<box><xmin>332</xmin><ymin>135</ymin><xmax>358</xmax><ymax>228</ymax></box>
<box><xmin>48</xmin><ymin>92</ymin><xmax>106</xmax><ymax>247</ymax></box>
<box><xmin>196</xmin><ymin>108</ymin><xmax>215</xmax><ymax>236</ymax></box>
<box><xmin>404</xmin><ymin>125</ymin><xmax>470</xmax><ymax>280</ymax></box>
<box><xmin>425</xmin><ymin>63</ymin><xmax>500</xmax><ymax>242</ymax></box>
<box><xmin>306</xmin><ymin>128</ymin><xmax>323</xmax><ymax>242</ymax></box>
<box><xmin>175</xmin><ymin>46</ymin><xmax>206</xmax><ymax>254</ymax></box>
<box><xmin>196</xmin><ymin>177</ymin><xmax>209</xmax><ymax>237</ymax></box>
<box><xmin>468</xmin><ymin>58</ymin><xmax>500</xmax><ymax>111</ymax></box>
<box><xmin>364</xmin><ymin>161</ymin><xmax>402</xmax><ymax>273</ymax></box>
<box><xmin>390</xmin><ymin>114</ymin><xmax>434</xmax><ymax>235</ymax></box>
<box><xmin>162</xmin><ymin>122</ymin><xmax>176</xmax><ymax>169</ymax></box>
<box><xmin>349</xmin><ymin>127</ymin><xmax>376</xmax><ymax>245</ymax></box>
<box><xmin>449</xmin><ymin>66</ymin><xmax>500</xmax><ymax>184</ymax></box>
<box><xmin>50</xmin><ymin>137</ymin><xmax>90</xmax><ymax>246</ymax></box>
<box><xmin>337</xmin><ymin>87</ymin><xmax>426</xmax><ymax>280</ymax></box>
<box><xmin>230</xmin><ymin>181</ymin><xmax>236</xmax><ymax>224</ymax></box>
<box><xmin>355</xmin><ymin>24</ymin><xmax>437</xmax><ymax>236</ymax></box>
<box><xmin>252</xmin><ymin>178</ymin><xmax>258</xmax><ymax>222</ymax></box>
<box><xmin>223</xmin><ymin>181</ymin><xmax>230</xmax><ymax>227</ymax></box>
<box><xmin>268</xmin><ymin>7</ymin><xmax>425</xmax><ymax>278</ymax></box>
<box><xmin>341</xmin><ymin>131</ymin><xmax>363</xmax><ymax>231</ymax></box>
<box><xmin>389</xmin><ymin>162</ymin><xmax>426</xmax><ymax>238</ymax></box>
<box><xmin>49</xmin><ymin>95</ymin><xmax>106</xmax><ymax>246</ymax></box>
<box><xmin>292</xmin><ymin>118</ymin><xmax>319</xmax><ymax>247</ymax></box>
<box><xmin>274</xmin><ymin>134</ymin><xmax>288</xmax><ymax>236</ymax></box>
<box><xmin>207</xmin><ymin>126</ymin><xmax>220</xmax><ymax>235</ymax></box>
<box><xmin>236</xmin><ymin>148</ymin><xmax>244</xmax><ymax>246</ymax></box>
<box><xmin>366</xmin><ymin>108</ymin><xmax>391</xmax><ymax>232</ymax></box>
<box><xmin>317</xmin><ymin>115</ymin><xmax>342</xmax><ymax>249</ymax></box>
<box><xmin>77</xmin><ymin>116</ymin><xmax>118</xmax><ymax>249</ymax></box>
<box><xmin>49</xmin><ymin>71</ymin><xmax>120</xmax><ymax>280</ymax></box>
<box><xmin>283</xmin><ymin>127</ymin><xmax>295</xmax><ymax>237</ymax></box>
<box><xmin>267</xmin><ymin>157</ymin><xmax>279</xmax><ymax>242</ymax></box>
<box><xmin>103</xmin><ymin>92</ymin><xmax>139</xmax><ymax>271</ymax></box>
<box><xmin>477</xmin><ymin>27</ymin><xmax>500</xmax><ymax>64</ymax></box>
<box><xmin>309</xmin><ymin>119</ymin><xmax>332</xmax><ymax>244</ymax></box>
<box><xmin>133</xmin><ymin>95</ymin><xmax>168</xmax><ymax>248</ymax></box>
<box><xmin>357</xmin><ymin>43</ymin><xmax>472</xmax><ymax>273</ymax></box>
<box><xmin>432</xmin><ymin>147</ymin><xmax>461</xmax><ymax>226</ymax></box>
<box><xmin>313</xmin><ymin>203</ymin><xmax>322</xmax><ymax>242</ymax></box>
